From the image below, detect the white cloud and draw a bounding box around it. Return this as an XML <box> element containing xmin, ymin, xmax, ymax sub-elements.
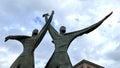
<box><xmin>0</xmin><ymin>0</ymin><xmax>120</xmax><ymax>68</ymax></box>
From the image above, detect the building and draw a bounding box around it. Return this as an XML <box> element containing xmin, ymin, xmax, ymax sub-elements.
<box><xmin>73</xmin><ymin>59</ymin><xmax>104</xmax><ymax>68</ymax></box>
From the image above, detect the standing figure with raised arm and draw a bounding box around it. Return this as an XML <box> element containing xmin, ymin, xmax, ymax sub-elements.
<box><xmin>44</xmin><ymin>12</ymin><xmax>113</xmax><ymax>68</ymax></box>
<box><xmin>4</xmin><ymin>11</ymin><xmax>54</xmax><ymax>68</ymax></box>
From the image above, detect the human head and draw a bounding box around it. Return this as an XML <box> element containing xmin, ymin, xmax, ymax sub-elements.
<box><xmin>32</xmin><ymin>29</ymin><xmax>38</xmax><ymax>36</ymax></box>
<box><xmin>60</xmin><ymin>26</ymin><xmax>66</xmax><ymax>34</ymax></box>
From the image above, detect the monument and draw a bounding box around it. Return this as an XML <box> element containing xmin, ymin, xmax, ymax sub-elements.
<box><xmin>5</xmin><ymin>11</ymin><xmax>54</xmax><ymax>68</ymax></box>
<box><xmin>44</xmin><ymin>12</ymin><xmax>112</xmax><ymax>68</ymax></box>
<box><xmin>5</xmin><ymin>11</ymin><xmax>113</xmax><ymax>68</ymax></box>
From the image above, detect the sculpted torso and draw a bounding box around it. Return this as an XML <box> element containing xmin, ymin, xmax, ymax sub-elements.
<box><xmin>53</xmin><ymin>34</ymin><xmax>72</xmax><ymax>52</ymax></box>
<box><xmin>20</xmin><ymin>36</ymin><xmax>37</xmax><ymax>54</ymax></box>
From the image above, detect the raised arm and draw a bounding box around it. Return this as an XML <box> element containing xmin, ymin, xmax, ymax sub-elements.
<box><xmin>34</xmin><ymin>11</ymin><xmax>54</xmax><ymax>48</ymax></box>
<box><xmin>4</xmin><ymin>35</ymin><xmax>30</xmax><ymax>42</ymax></box>
<box><xmin>44</xmin><ymin>12</ymin><xmax>59</xmax><ymax>40</ymax></box>
<box><xmin>48</xmin><ymin>24</ymin><xmax>59</xmax><ymax>40</ymax></box>
<box><xmin>67</xmin><ymin>11</ymin><xmax>113</xmax><ymax>40</ymax></box>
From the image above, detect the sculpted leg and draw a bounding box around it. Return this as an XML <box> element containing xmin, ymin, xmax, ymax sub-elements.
<box><xmin>10</xmin><ymin>63</ymin><xmax>20</xmax><ymax>68</ymax></box>
<box><xmin>59</xmin><ymin>64</ymin><xmax>72</xmax><ymax>68</ymax></box>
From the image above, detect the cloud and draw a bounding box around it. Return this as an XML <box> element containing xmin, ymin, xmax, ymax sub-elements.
<box><xmin>0</xmin><ymin>0</ymin><xmax>120</xmax><ymax>68</ymax></box>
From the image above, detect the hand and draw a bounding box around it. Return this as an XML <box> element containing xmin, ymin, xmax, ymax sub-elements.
<box><xmin>4</xmin><ymin>36</ymin><xmax>10</xmax><ymax>42</ymax></box>
<box><xmin>51</xmin><ymin>10</ymin><xmax>54</xmax><ymax>15</ymax></box>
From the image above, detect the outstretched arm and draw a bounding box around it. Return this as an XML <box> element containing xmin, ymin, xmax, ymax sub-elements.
<box><xmin>4</xmin><ymin>35</ymin><xmax>30</xmax><ymax>42</ymax></box>
<box><xmin>34</xmin><ymin>11</ymin><xmax>54</xmax><ymax>48</ymax></box>
<box><xmin>67</xmin><ymin>11</ymin><xmax>113</xmax><ymax>40</ymax></box>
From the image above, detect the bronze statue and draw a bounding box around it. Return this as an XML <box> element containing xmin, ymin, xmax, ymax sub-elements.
<box><xmin>4</xmin><ymin>11</ymin><xmax>54</xmax><ymax>68</ymax></box>
<box><xmin>44</xmin><ymin>12</ymin><xmax>113</xmax><ymax>68</ymax></box>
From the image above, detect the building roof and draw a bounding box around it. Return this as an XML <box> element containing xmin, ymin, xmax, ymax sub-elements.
<box><xmin>73</xmin><ymin>59</ymin><xmax>104</xmax><ymax>68</ymax></box>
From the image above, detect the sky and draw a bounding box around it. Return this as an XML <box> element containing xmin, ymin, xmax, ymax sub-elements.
<box><xmin>0</xmin><ymin>0</ymin><xmax>120</xmax><ymax>68</ymax></box>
